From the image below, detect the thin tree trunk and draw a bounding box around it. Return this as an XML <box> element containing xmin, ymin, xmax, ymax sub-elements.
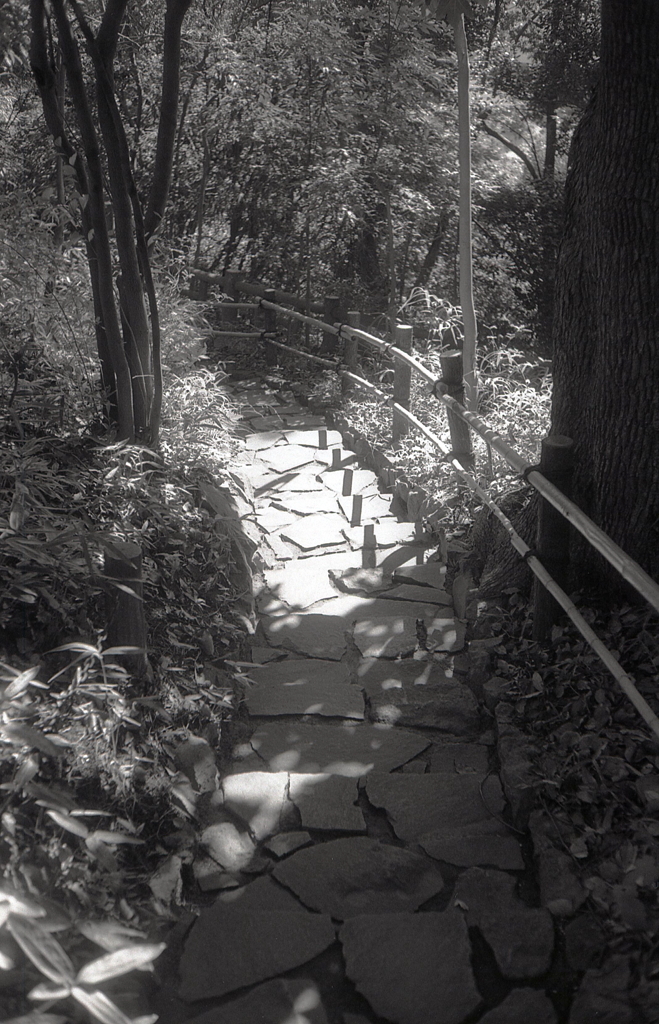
<box><xmin>544</xmin><ymin>110</ymin><xmax>557</xmax><ymax>179</ymax></box>
<box><xmin>414</xmin><ymin>212</ymin><xmax>449</xmax><ymax>289</ymax></box>
<box><xmin>37</xmin><ymin>0</ymin><xmax>134</xmax><ymax>439</ymax></box>
<box><xmin>454</xmin><ymin>13</ymin><xmax>478</xmax><ymax>411</ymax></box>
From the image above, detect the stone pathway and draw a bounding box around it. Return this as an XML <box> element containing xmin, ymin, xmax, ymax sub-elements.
<box><xmin>157</xmin><ymin>378</ymin><xmax>561</xmax><ymax>1024</ymax></box>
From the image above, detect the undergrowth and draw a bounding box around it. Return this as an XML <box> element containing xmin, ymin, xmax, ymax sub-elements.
<box><xmin>0</xmin><ymin>236</ymin><xmax>249</xmax><ymax>1022</ymax></box>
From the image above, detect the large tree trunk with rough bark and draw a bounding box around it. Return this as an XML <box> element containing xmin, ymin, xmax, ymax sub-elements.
<box><xmin>551</xmin><ymin>0</ymin><xmax>659</xmax><ymax>588</ymax></box>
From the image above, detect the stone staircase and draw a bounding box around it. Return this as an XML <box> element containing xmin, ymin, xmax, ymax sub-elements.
<box><xmin>156</xmin><ymin>377</ymin><xmax>559</xmax><ymax>1024</ymax></box>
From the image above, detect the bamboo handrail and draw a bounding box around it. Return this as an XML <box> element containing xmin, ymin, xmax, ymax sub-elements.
<box><xmin>260</xmin><ymin>298</ymin><xmax>340</xmax><ymax>334</ymax></box>
<box><xmin>207</xmin><ymin>278</ymin><xmax>659</xmax><ymax>618</ymax></box>
<box><xmin>340</xmin><ymin>370</ymin><xmax>390</xmax><ymax>400</ymax></box>
<box><xmin>264</xmin><ymin>336</ymin><xmax>338</xmax><ymax>369</ymax></box>
<box><xmin>390</xmin><ymin>402</ymin><xmax>659</xmax><ymax>743</ymax></box>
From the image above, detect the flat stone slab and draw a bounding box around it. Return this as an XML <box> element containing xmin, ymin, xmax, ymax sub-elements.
<box><xmin>263</xmin><ymin>612</ymin><xmax>347</xmax><ymax>660</ymax></box>
<box><xmin>272</xmin><ymin>490</ymin><xmax>340</xmax><ymax>516</ymax></box>
<box><xmin>382</xmin><ymin>584</ymin><xmax>452</xmax><ymax>606</ymax></box>
<box><xmin>320</xmin><ymin>469</ymin><xmax>380</xmax><ymax>496</ymax></box>
<box><xmin>200</xmin><ymin>821</ymin><xmax>256</xmax><ymax>872</ymax></box>
<box><xmin>274</xmin><ymin>837</ymin><xmax>443</xmax><ymax>918</ymax></box>
<box><xmin>245</xmin><ymin>430</ymin><xmax>285</xmax><ymax>450</ymax></box>
<box><xmin>186</xmin><ymin>977</ymin><xmax>328</xmax><ymax>1024</ymax></box>
<box><xmin>429</xmin><ymin>742</ymin><xmax>490</xmax><ymax>774</ymax></box>
<box><xmin>353</xmin><ymin>616</ymin><xmax>420</xmax><ymax>658</ymax></box>
<box><xmin>340</xmin><ymin>910</ymin><xmax>481</xmax><ymax>1024</ymax></box>
<box><xmin>219</xmin><ymin>772</ymin><xmax>289</xmax><ymax>840</ymax></box>
<box><xmin>283</xmin><ymin>428</ymin><xmax>343</xmax><ymax>447</ymax></box>
<box><xmin>260</xmin><ymin>445</ymin><xmax>316</xmax><ymax>473</ymax></box>
<box><xmin>216</xmin><ymin>875</ymin><xmax>306</xmax><ymax>912</ymax></box>
<box><xmin>364</xmin><ymin>772</ymin><xmax>506</xmax><ymax>842</ymax></box>
<box><xmin>263</xmin><ymin>555</ymin><xmax>355</xmax><ymax>608</ymax></box>
<box><xmin>454</xmin><ymin>867</ymin><xmax>554</xmax><ymax>978</ymax></box>
<box><xmin>426</xmin><ymin>617</ymin><xmax>467</xmax><ymax>652</ymax></box>
<box><xmin>328</xmin><ymin>566</ymin><xmax>392</xmax><ymax>595</ymax></box>
<box><xmin>392</xmin><ymin>562</ymin><xmax>447</xmax><ymax>588</ymax></box>
<box><xmin>281</xmin><ymin>513</ymin><xmax>348</xmax><ymax>550</ymax></box>
<box><xmin>357</xmin><ymin>659</ymin><xmax>479</xmax><ymax>733</ymax></box>
<box><xmin>248</xmin><ymin>722</ymin><xmax>429</xmax><ymax>775</ymax></box>
<box><xmin>477</xmin><ymin>988</ymin><xmax>557</xmax><ymax>1024</ymax></box>
<box><xmin>269</xmin><ymin>472</ymin><xmax>326</xmax><ymax>492</ymax></box>
<box><xmin>264</xmin><ymin>831</ymin><xmax>313</xmax><ymax>857</ymax></box>
<box><xmin>338</xmin><ymin>493</ymin><xmax>393</xmax><ymax>522</ymax></box>
<box><xmin>420</xmin><ymin>823</ymin><xmax>524</xmax><ymax>870</ymax></box>
<box><xmin>289</xmin><ymin>773</ymin><xmax>366</xmax><ymax>831</ymax></box>
<box><xmin>255</xmin><ymin>505</ymin><xmax>301</xmax><ymax>534</ymax></box>
<box><xmin>245</xmin><ymin>660</ymin><xmax>363</xmax><ymax>719</ymax></box>
<box><xmin>344</xmin><ymin>521</ymin><xmax>431</xmax><ymax>549</ymax></box>
<box><xmin>178</xmin><ymin>903</ymin><xmax>335</xmax><ymax>1001</ymax></box>
<box><xmin>282</xmin><ymin>414</ymin><xmax>327</xmax><ymax>428</ymax></box>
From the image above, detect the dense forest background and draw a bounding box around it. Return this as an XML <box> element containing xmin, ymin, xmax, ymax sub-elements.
<box><xmin>1</xmin><ymin>0</ymin><xmax>599</xmax><ymax>367</ymax></box>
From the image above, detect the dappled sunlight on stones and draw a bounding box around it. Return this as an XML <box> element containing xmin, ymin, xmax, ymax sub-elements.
<box><xmin>178</xmin><ymin>902</ymin><xmax>335</xmax><ymax>1001</ymax></box>
<box><xmin>273</xmin><ymin>837</ymin><xmax>443</xmax><ymax>918</ymax></box>
<box><xmin>358</xmin><ymin>659</ymin><xmax>479</xmax><ymax>733</ymax></box>
<box><xmin>263</xmin><ymin>612</ymin><xmax>348</xmax><ymax>660</ymax></box>
<box><xmin>219</xmin><ymin>772</ymin><xmax>289</xmax><ymax>840</ymax></box>
<box><xmin>288</xmin><ymin>774</ymin><xmax>366</xmax><ymax>831</ymax></box>
<box><xmin>353</xmin><ymin>615</ymin><xmax>420</xmax><ymax>658</ymax></box>
<box><xmin>263</xmin><ymin>553</ymin><xmax>357</xmax><ymax>608</ymax></box>
<box><xmin>244</xmin><ymin>659</ymin><xmax>363</xmax><ymax>719</ymax></box>
<box><xmin>184</xmin><ymin>977</ymin><xmax>328</xmax><ymax>1024</ymax></box>
<box><xmin>454</xmin><ymin>867</ymin><xmax>554</xmax><ymax>979</ymax></box>
<box><xmin>340</xmin><ymin>910</ymin><xmax>481</xmax><ymax>1024</ymax></box>
<box><xmin>248</xmin><ymin>721</ymin><xmax>429</xmax><ymax>775</ymax></box>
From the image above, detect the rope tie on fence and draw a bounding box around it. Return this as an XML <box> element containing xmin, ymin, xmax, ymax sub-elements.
<box><xmin>522</xmin><ymin>464</ymin><xmax>541</xmax><ymax>483</ymax></box>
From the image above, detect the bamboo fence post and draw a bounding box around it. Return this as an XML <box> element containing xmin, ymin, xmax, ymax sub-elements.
<box><xmin>104</xmin><ymin>540</ymin><xmax>148</xmax><ymax>678</ymax></box>
<box><xmin>342</xmin><ymin>311</ymin><xmax>361</xmax><ymax>394</ymax></box>
<box><xmin>439</xmin><ymin>349</ymin><xmax>474</xmax><ymax>469</ymax></box>
<box><xmin>322</xmin><ymin>295</ymin><xmax>341</xmax><ymax>354</ymax></box>
<box><xmin>392</xmin><ymin>324</ymin><xmax>413</xmax><ymax>446</ymax></box>
<box><xmin>190</xmin><ymin>272</ymin><xmax>209</xmax><ymax>300</ymax></box>
<box><xmin>533</xmin><ymin>435</ymin><xmax>575</xmax><ymax>641</ymax></box>
<box><xmin>223</xmin><ymin>268</ymin><xmax>241</xmax><ymax>324</ymax></box>
<box><xmin>263</xmin><ymin>289</ymin><xmax>278</xmax><ymax>366</ymax></box>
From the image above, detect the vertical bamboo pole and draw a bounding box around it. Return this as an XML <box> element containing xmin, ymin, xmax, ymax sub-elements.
<box><xmin>439</xmin><ymin>349</ymin><xmax>474</xmax><ymax>469</ymax></box>
<box><xmin>321</xmin><ymin>295</ymin><xmax>341</xmax><ymax>354</ymax></box>
<box><xmin>223</xmin><ymin>268</ymin><xmax>241</xmax><ymax>325</ymax></box>
<box><xmin>392</xmin><ymin>324</ymin><xmax>413</xmax><ymax>446</ymax></box>
<box><xmin>342</xmin><ymin>311</ymin><xmax>361</xmax><ymax>394</ymax></box>
<box><xmin>453</xmin><ymin>13</ymin><xmax>478</xmax><ymax>412</ymax></box>
<box><xmin>533</xmin><ymin>435</ymin><xmax>574</xmax><ymax>641</ymax></box>
<box><xmin>104</xmin><ymin>540</ymin><xmax>148</xmax><ymax>679</ymax></box>
<box><xmin>263</xmin><ymin>289</ymin><xmax>278</xmax><ymax>366</ymax></box>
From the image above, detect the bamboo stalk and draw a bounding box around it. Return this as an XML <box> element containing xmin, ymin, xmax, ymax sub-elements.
<box><xmin>341</xmin><ymin>371</ymin><xmax>390</xmax><ymax>400</ymax></box>
<box><xmin>265</xmin><ymin>337</ymin><xmax>338</xmax><ymax>369</ymax></box>
<box><xmin>392</xmin><ymin>324</ymin><xmax>413</xmax><ymax>446</ymax></box>
<box><xmin>260</xmin><ymin>298</ymin><xmax>340</xmax><ymax>334</ymax></box>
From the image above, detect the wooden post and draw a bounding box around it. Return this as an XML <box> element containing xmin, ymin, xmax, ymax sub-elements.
<box><xmin>223</xmin><ymin>268</ymin><xmax>241</xmax><ymax>324</ymax></box>
<box><xmin>342</xmin><ymin>311</ymin><xmax>360</xmax><ymax>394</ymax></box>
<box><xmin>104</xmin><ymin>540</ymin><xmax>148</xmax><ymax>678</ymax></box>
<box><xmin>533</xmin><ymin>435</ymin><xmax>574</xmax><ymax>641</ymax></box>
<box><xmin>321</xmin><ymin>295</ymin><xmax>341</xmax><ymax>354</ymax></box>
<box><xmin>392</xmin><ymin>324</ymin><xmax>414</xmax><ymax>446</ymax></box>
<box><xmin>439</xmin><ymin>349</ymin><xmax>474</xmax><ymax>469</ymax></box>
<box><xmin>263</xmin><ymin>289</ymin><xmax>278</xmax><ymax>366</ymax></box>
<box><xmin>190</xmin><ymin>273</ymin><xmax>209</xmax><ymax>300</ymax></box>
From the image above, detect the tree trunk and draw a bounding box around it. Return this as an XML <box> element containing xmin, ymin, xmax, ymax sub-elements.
<box><xmin>551</xmin><ymin>0</ymin><xmax>659</xmax><ymax>585</ymax></box>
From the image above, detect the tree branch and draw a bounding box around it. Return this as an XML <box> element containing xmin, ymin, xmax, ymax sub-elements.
<box><xmin>480</xmin><ymin>119</ymin><xmax>539</xmax><ymax>179</ymax></box>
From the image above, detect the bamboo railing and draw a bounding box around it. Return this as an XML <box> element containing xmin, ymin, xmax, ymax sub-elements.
<box><xmin>189</xmin><ymin>267</ymin><xmax>659</xmax><ymax>742</ymax></box>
